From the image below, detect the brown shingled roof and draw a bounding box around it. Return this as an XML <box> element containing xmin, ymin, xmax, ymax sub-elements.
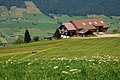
<box><xmin>70</xmin><ymin>17</ymin><xmax>109</xmax><ymax>30</ymax></box>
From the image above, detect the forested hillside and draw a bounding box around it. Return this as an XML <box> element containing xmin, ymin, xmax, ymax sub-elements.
<box><xmin>0</xmin><ymin>0</ymin><xmax>120</xmax><ymax>16</ymax></box>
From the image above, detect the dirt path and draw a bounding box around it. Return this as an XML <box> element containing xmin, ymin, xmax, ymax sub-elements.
<box><xmin>97</xmin><ymin>34</ymin><xmax>120</xmax><ymax>38</ymax></box>
<box><xmin>72</xmin><ymin>34</ymin><xmax>120</xmax><ymax>39</ymax></box>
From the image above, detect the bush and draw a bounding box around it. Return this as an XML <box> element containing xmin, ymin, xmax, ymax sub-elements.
<box><xmin>112</xmin><ymin>29</ymin><xmax>118</xmax><ymax>33</ymax></box>
<box><xmin>33</xmin><ymin>36</ymin><xmax>39</xmax><ymax>42</ymax></box>
<box><xmin>14</xmin><ymin>38</ymin><xmax>23</xmax><ymax>44</ymax></box>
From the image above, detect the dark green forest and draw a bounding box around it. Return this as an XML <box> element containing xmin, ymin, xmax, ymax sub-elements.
<box><xmin>0</xmin><ymin>0</ymin><xmax>120</xmax><ymax>16</ymax></box>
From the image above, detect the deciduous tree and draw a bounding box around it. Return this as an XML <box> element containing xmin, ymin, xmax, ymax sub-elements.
<box><xmin>33</xmin><ymin>36</ymin><xmax>39</xmax><ymax>42</ymax></box>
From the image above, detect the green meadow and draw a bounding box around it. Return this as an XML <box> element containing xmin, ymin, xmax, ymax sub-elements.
<box><xmin>0</xmin><ymin>37</ymin><xmax>120</xmax><ymax>80</ymax></box>
<box><xmin>0</xmin><ymin>58</ymin><xmax>120</xmax><ymax>80</ymax></box>
<box><xmin>0</xmin><ymin>37</ymin><xmax>120</xmax><ymax>60</ymax></box>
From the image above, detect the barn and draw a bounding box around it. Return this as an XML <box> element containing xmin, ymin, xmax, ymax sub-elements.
<box><xmin>59</xmin><ymin>17</ymin><xmax>109</xmax><ymax>37</ymax></box>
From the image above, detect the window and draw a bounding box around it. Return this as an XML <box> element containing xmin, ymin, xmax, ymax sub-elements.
<box><xmin>82</xmin><ymin>22</ymin><xmax>86</xmax><ymax>25</ymax></box>
<box><xmin>100</xmin><ymin>21</ymin><xmax>104</xmax><ymax>23</ymax></box>
<box><xmin>89</xmin><ymin>22</ymin><xmax>92</xmax><ymax>25</ymax></box>
<box><xmin>94</xmin><ymin>21</ymin><xmax>98</xmax><ymax>24</ymax></box>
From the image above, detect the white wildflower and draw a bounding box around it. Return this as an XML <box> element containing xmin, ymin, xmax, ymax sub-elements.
<box><xmin>28</xmin><ymin>62</ymin><xmax>32</xmax><ymax>65</ymax></box>
<box><xmin>69</xmin><ymin>69</ymin><xmax>78</xmax><ymax>72</ymax></box>
<box><xmin>11</xmin><ymin>56</ymin><xmax>14</xmax><ymax>59</ymax></box>
<box><xmin>114</xmin><ymin>59</ymin><xmax>119</xmax><ymax>62</ymax></box>
<box><xmin>53</xmin><ymin>66</ymin><xmax>58</xmax><ymax>69</ymax></box>
<box><xmin>74</xmin><ymin>57</ymin><xmax>78</xmax><ymax>60</ymax></box>
<box><xmin>89</xmin><ymin>65</ymin><xmax>92</xmax><ymax>67</ymax></box>
<box><xmin>88</xmin><ymin>60</ymin><xmax>92</xmax><ymax>62</ymax></box>
<box><xmin>93</xmin><ymin>63</ymin><xmax>96</xmax><ymax>65</ymax></box>
<box><xmin>62</xmin><ymin>71</ymin><xmax>69</xmax><ymax>74</ymax></box>
<box><xmin>66</xmin><ymin>66</ymin><xmax>70</xmax><ymax>68</ymax></box>
<box><xmin>11</xmin><ymin>62</ymin><xmax>13</xmax><ymax>64</ymax></box>
<box><xmin>6</xmin><ymin>61</ymin><xmax>8</xmax><ymax>64</ymax></box>
<box><xmin>8</xmin><ymin>59</ymin><xmax>11</xmax><ymax>62</ymax></box>
<box><xmin>99</xmin><ymin>61</ymin><xmax>101</xmax><ymax>64</ymax></box>
<box><xmin>78</xmin><ymin>70</ymin><xmax>82</xmax><ymax>72</ymax></box>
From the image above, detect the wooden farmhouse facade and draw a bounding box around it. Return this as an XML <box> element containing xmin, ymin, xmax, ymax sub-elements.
<box><xmin>59</xmin><ymin>17</ymin><xmax>109</xmax><ymax>37</ymax></box>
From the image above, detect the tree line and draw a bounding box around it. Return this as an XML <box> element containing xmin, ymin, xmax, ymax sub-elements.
<box><xmin>15</xmin><ymin>29</ymin><xmax>39</xmax><ymax>44</ymax></box>
<box><xmin>0</xmin><ymin>0</ymin><xmax>120</xmax><ymax>16</ymax></box>
<box><xmin>15</xmin><ymin>28</ymin><xmax>61</xmax><ymax>44</ymax></box>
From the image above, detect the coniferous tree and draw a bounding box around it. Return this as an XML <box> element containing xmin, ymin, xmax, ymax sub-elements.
<box><xmin>54</xmin><ymin>28</ymin><xmax>61</xmax><ymax>39</ymax></box>
<box><xmin>24</xmin><ymin>29</ymin><xmax>31</xmax><ymax>43</ymax></box>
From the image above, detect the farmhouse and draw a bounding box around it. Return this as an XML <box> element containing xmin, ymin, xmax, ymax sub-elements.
<box><xmin>59</xmin><ymin>17</ymin><xmax>109</xmax><ymax>37</ymax></box>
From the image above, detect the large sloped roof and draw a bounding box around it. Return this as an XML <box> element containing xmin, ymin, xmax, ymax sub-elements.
<box><xmin>70</xmin><ymin>17</ymin><xmax>109</xmax><ymax>30</ymax></box>
<box><xmin>62</xmin><ymin>22</ymin><xmax>76</xmax><ymax>30</ymax></box>
<box><xmin>62</xmin><ymin>17</ymin><xmax>109</xmax><ymax>31</ymax></box>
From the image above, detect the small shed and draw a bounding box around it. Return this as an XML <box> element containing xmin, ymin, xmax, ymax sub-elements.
<box><xmin>44</xmin><ymin>36</ymin><xmax>52</xmax><ymax>40</ymax></box>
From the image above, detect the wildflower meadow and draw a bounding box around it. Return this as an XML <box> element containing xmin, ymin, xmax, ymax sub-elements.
<box><xmin>0</xmin><ymin>55</ymin><xmax>120</xmax><ymax>80</ymax></box>
<box><xmin>0</xmin><ymin>38</ymin><xmax>120</xmax><ymax>80</ymax></box>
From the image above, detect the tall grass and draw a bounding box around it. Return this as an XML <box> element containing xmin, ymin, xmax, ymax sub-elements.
<box><xmin>0</xmin><ymin>55</ymin><xmax>120</xmax><ymax>80</ymax></box>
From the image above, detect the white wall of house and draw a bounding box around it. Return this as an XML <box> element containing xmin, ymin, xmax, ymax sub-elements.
<box><xmin>61</xmin><ymin>35</ymin><xmax>70</xmax><ymax>38</ymax></box>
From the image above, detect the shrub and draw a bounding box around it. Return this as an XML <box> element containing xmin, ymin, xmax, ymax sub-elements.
<box><xmin>14</xmin><ymin>38</ymin><xmax>23</xmax><ymax>44</ymax></box>
<box><xmin>33</xmin><ymin>36</ymin><xmax>39</xmax><ymax>42</ymax></box>
<box><xmin>112</xmin><ymin>29</ymin><xmax>118</xmax><ymax>33</ymax></box>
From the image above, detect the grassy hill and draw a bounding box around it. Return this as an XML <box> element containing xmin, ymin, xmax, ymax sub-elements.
<box><xmin>0</xmin><ymin>38</ymin><xmax>120</xmax><ymax>80</ymax></box>
<box><xmin>0</xmin><ymin>12</ymin><xmax>59</xmax><ymax>44</ymax></box>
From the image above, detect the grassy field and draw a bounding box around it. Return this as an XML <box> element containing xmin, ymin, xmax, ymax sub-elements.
<box><xmin>0</xmin><ymin>38</ymin><xmax>120</xmax><ymax>80</ymax></box>
<box><xmin>23</xmin><ymin>13</ymin><xmax>57</xmax><ymax>23</ymax></box>
<box><xmin>0</xmin><ymin>37</ymin><xmax>120</xmax><ymax>60</ymax></box>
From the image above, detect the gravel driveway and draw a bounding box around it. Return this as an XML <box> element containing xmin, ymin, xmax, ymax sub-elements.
<box><xmin>97</xmin><ymin>34</ymin><xmax>120</xmax><ymax>38</ymax></box>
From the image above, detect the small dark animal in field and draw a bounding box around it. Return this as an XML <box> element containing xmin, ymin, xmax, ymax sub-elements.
<box><xmin>32</xmin><ymin>51</ymin><xmax>37</xmax><ymax>54</ymax></box>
